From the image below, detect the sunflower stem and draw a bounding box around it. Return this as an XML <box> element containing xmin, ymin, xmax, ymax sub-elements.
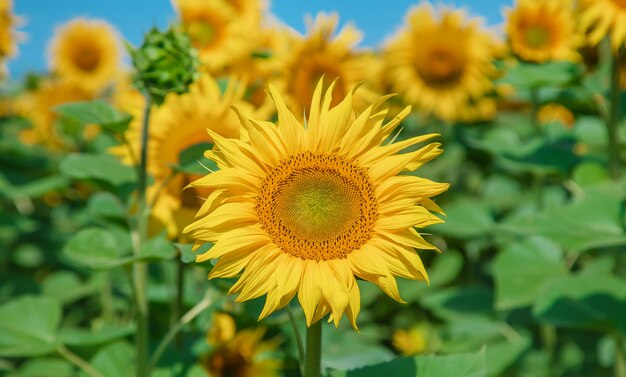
<box><xmin>616</xmin><ymin>334</ymin><xmax>626</xmax><ymax>377</ymax></box>
<box><xmin>56</xmin><ymin>345</ymin><xmax>104</xmax><ymax>377</ymax></box>
<box><xmin>132</xmin><ymin>94</ymin><xmax>152</xmax><ymax>377</ymax></box>
<box><xmin>530</xmin><ymin>87</ymin><xmax>542</xmax><ymax>134</ymax></box>
<box><xmin>608</xmin><ymin>50</ymin><xmax>623</xmax><ymax>180</ymax></box>
<box><xmin>286</xmin><ymin>305</ymin><xmax>305</xmax><ymax>374</ymax></box>
<box><xmin>304</xmin><ymin>321</ymin><xmax>322</xmax><ymax>377</ymax></box>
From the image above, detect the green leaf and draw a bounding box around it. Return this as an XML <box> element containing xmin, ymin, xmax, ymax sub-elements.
<box><xmin>500</xmin><ymin>188</ymin><xmax>626</xmax><ymax>253</ymax></box>
<box><xmin>327</xmin><ymin>351</ymin><xmax>486</xmax><ymax>377</ymax></box>
<box><xmin>323</xmin><ymin>327</ymin><xmax>395</xmax><ymax>371</ymax></box>
<box><xmin>84</xmin><ymin>341</ymin><xmax>135</xmax><ymax>377</ymax></box>
<box><xmin>41</xmin><ymin>271</ymin><xmax>97</xmax><ymax>304</ymax></box>
<box><xmin>430</xmin><ymin>199</ymin><xmax>493</xmax><ymax>239</ymax></box>
<box><xmin>174</xmin><ymin>142</ymin><xmax>217</xmax><ymax>175</ymax></box>
<box><xmin>139</xmin><ymin>236</ymin><xmax>176</xmax><ymax>261</ymax></box>
<box><xmin>484</xmin><ymin>332</ymin><xmax>532</xmax><ymax>377</ymax></box>
<box><xmin>87</xmin><ymin>192</ymin><xmax>127</xmax><ymax>220</ymax></box>
<box><xmin>492</xmin><ymin>237</ymin><xmax>567</xmax><ymax>310</ymax></box>
<box><xmin>0</xmin><ymin>296</ymin><xmax>61</xmax><ymax>357</ymax></box>
<box><xmin>60</xmin><ymin>325</ymin><xmax>135</xmax><ymax>347</ymax></box>
<box><xmin>60</xmin><ymin>154</ymin><xmax>136</xmax><ymax>188</ymax></box>
<box><xmin>55</xmin><ymin>100</ymin><xmax>132</xmax><ymax>134</ymax></box>
<box><xmin>420</xmin><ymin>285</ymin><xmax>493</xmax><ymax>321</ymax></box>
<box><xmin>63</xmin><ymin>228</ymin><xmax>129</xmax><ymax>270</ymax></box>
<box><xmin>9</xmin><ymin>358</ymin><xmax>74</xmax><ymax>377</ymax></box>
<box><xmin>533</xmin><ymin>273</ymin><xmax>626</xmax><ymax>335</ymax></box>
<box><xmin>499</xmin><ymin>61</ymin><xmax>580</xmax><ymax>89</ymax></box>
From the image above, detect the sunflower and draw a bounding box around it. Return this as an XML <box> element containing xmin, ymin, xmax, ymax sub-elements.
<box><xmin>275</xmin><ymin>13</ymin><xmax>382</xmax><ymax>118</ymax></box>
<box><xmin>49</xmin><ymin>18</ymin><xmax>121</xmax><ymax>94</ymax></box>
<box><xmin>505</xmin><ymin>0</ymin><xmax>581</xmax><ymax>63</ymax></box>
<box><xmin>228</xmin><ymin>0</ymin><xmax>265</xmax><ymax>22</ymax></box>
<box><xmin>384</xmin><ymin>4</ymin><xmax>500</xmax><ymax>122</ymax></box>
<box><xmin>112</xmin><ymin>74</ymin><xmax>268</xmax><ymax>238</ymax></box>
<box><xmin>580</xmin><ymin>0</ymin><xmax>626</xmax><ymax>51</ymax></box>
<box><xmin>172</xmin><ymin>0</ymin><xmax>259</xmax><ymax>72</ymax></box>
<box><xmin>15</xmin><ymin>79</ymin><xmax>94</xmax><ymax>151</ymax></box>
<box><xmin>0</xmin><ymin>0</ymin><xmax>19</xmax><ymax>75</ymax></box>
<box><xmin>201</xmin><ymin>313</ymin><xmax>281</xmax><ymax>377</ymax></box>
<box><xmin>392</xmin><ymin>325</ymin><xmax>430</xmax><ymax>356</ymax></box>
<box><xmin>183</xmin><ymin>79</ymin><xmax>448</xmax><ymax>328</ymax></box>
<box><xmin>537</xmin><ymin>103</ymin><xmax>575</xmax><ymax>127</ymax></box>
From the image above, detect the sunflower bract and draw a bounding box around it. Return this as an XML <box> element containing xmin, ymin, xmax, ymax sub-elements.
<box><xmin>183</xmin><ymin>79</ymin><xmax>449</xmax><ymax>329</ymax></box>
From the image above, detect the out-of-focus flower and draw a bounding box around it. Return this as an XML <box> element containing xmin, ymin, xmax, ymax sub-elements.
<box><xmin>172</xmin><ymin>0</ymin><xmax>259</xmax><ymax>73</ymax></box>
<box><xmin>0</xmin><ymin>0</ymin><xmax>20</xmax><ymax>76</ymax></box>
<box><xmin>201</xmin><ymin>313</ymin><xmax>281</xmax><ymax>377</ymax></box>
<box><xmin>49</xmin><ymin>18</ymin><xmax>122</xmax><ymax>93</ymax></box>
<box><xmin>111</xmin><ymin>74</ymin><xmax>267</xmax><ymax>238</ymax></box>
<box><xmin>15</xmin><ymin>79</ymin><xmax>94</xmax><ymax>151</ymax></box>
<box><xmin>392</xmin><ymin>326</ymin><xmax>430</xmax><ymax>356</ymax></box>
<box><xmin>505</xmin><ymin>0</ymin><xmax>581</xmax><ymax>63</ymax></box>
<box><xmin>537</xmin><ymin>103</ymin><xmax>575</xmax><ymax>127</ymax></box>
<box><xmin>275</xmin><ymin>13</ymin><xmax>382</xmax><ymax>118</ymax></box>
<box><xmin>384</xmin><ymin>4</ymin><xmax>501</xmax><ymax>122</ymax></box>
<box><xmin>580</xmin><ymin>0</ymin><xmax>626</xmax><ymax>51</ymax></box>
<box><xmin>183</xmin><ymin>79</ymin><xmax>448</xmax><ymax>328</ymax></box>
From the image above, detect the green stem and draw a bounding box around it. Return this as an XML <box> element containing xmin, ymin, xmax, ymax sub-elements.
<box><xmin>304</xmin><ymin>321</ymin><xmax>322</xmax><ymax>377</ymax></box>
<box><xmin>57</xmin><ymin>345</ymin><xmax>104</xmax><ymax>377</ymax></box>
<box><xmin>530</xmin><ymin>88</ymin><xmax>541</xmax><ymax>134</ymax></box>
<box><xmin>132</xmin><ymin>94</ymin><xmax>152</xmax><ymax>377</ymax></box>
<box><xmin>609</xmin><ymin>52</ymin><xmax>622</xmax><ymax>180</ymax></box>
<box><xmin>286</xmin><ymin>305</ymin><xmax>305</xmax><ymax>375</ymax></box>
<box><xmin>173</xmin><ymin>257</ymin><xmax>185</xmax><ymax>350</ymax></box>
<box><xmin>541</xmin><ymin>325</ymin><xmax>556</xmax><ymax>374</ymax></box>
<box><xmin>616</xmin><ymin>334</ymin><xmax>626</xmax><ymax>377</ymax></box>
<box><xmin>147</xmin><ymin>290</ymin><xmax>215</xmax><ymax>374</ymax></box>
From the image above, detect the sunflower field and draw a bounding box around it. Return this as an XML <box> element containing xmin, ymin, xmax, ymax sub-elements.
<box><xmin>1</xmin><ymin>0</ymin><xmax>626</xmax><ymax>376</ymax></box>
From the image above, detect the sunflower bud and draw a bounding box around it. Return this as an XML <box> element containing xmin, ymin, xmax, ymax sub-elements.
<box><xmin>128</xmin><ymin>26</ymin><xmax>199</xmax><ymax>106</ymax></box>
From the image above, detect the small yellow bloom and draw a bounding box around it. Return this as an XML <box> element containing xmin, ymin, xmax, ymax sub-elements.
<box><xmin>0</xmin><ymin>0</ymin><xmax>20</xmax><ymax>76</ymax></box>
<box><xmin>49</xmin><ymin>18</ymin><xmax>122</xmax><ymax>93</ymax></box>
<box><xmin>392</xmin><ymin>326</ymin><xmax>429</xmax><ymax>356</ymax></box>
<box><xmin>537</xmin><ymin>103</ymin><xmax>575</xmax><ymax>127</ymax></box>
<box><xmin>384</xmin><ymin>4</ymin><xmax>500</xmax><ymax>122</ymax></box>
<box><xmin>505</xmin><ymin>0</ymin><xmax>582</xmax><ymax>63</ymax></box>
<box><xmin>184</xmin><ymin>79</ymin><xmax>448</xmax><ymax>328</ymax></box>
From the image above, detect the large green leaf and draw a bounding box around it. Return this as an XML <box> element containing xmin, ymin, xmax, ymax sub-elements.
<box><xmin>430</xmin><ymin>199</ymin><xmax>494</xmax><ymax>239</ymax></box>
<box><xmin>82</xmin><ymin>341</ymin><xmax>135</xmax><ymax>377</ymax></box>
<box><xmin>492</xmin><ymin>237</ymin><xmax>567</xmax><ymax>310</ymax></box>
<box><xmin>59</xmin><ymin>325</ymin><xmax>135</xmax><ymax>347</ymax></box>
<box><xmin>8</xmin><ymin>358</ymin><xmax>74</xmax><ymax>377</ymax></box>
<box><xmin>0</xmin><ymin>296</ymin><xmax>61</xmax><ymax>357</ymax></box>
<box><xmin>499</xmin><ymin>61</ymin><xmax>580</xmax><ymax>89</ymax></box>
<box><xmin>327</xmin><ymin>351</ymin><xmax>486</xmax><ymax>377</ymax></box>
<box><xmin>420</xmin><ymin>285</ymin><xmax>493</xmax><ymax>321</ymax></box>
<box><xmin>175</xmin><ymin>142</ymin><xmax>217</xmax><ymax>175</ymax></box>
<box><xmin>55</xmin><ymin>100</ymin><xmax>132</xmax><ymax>134</ymax></box>
<box><xmin>322</xmin><ymin>327</ymin><xmax>395</xmax><ymax>371</ymax></box>
<box><xmin>60</xmin><ymin>154</ymin><xmax>136</xmax><ymax>188</ymax></box>
<box><xmin>533</xmin><ymin>273</ymin><xmax>626</xmax><ymax>335</ymax></box>
<box><xmin>63</xmin><ymin>228</ymin><xmax>128</xmax><ymax>270</ymax></box>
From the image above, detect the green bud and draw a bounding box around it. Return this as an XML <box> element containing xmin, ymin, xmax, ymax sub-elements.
<box><xmin>128</xmin><ymin>26</ymin><xmax>199</xmax><ymax>106</ymax></box>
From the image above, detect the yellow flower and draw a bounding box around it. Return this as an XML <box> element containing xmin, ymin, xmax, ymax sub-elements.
<box><xmin>505</xmin><ymin>0</ymin><xmax>581</xmax><ymax>63</ymax></box>
<box><xmin>275</xmin><ymin>13</ymin><xmax>382</xmax><ymax>118</ymax></box>
<box><xmin>0</xmin><ymin>0</ymin><xmax>19</xmax><ymax>75</ymax></box>
<box><xmin>392</xmin><ymin>326</ymin><xmax>429</xmax><ymax>356</ymax></box>
<box><xmin>183</xmin><ymin>79</ymin><xmax>448</xmax><ymax>328</ymax></box>
<box><xmin>112</xmin><ymin>74</ymin><xmax>267</xmax><ymax>238</ymax></box>
<box><xmin>580</xmin><ymin>0</ymin><xmax>626</xmax><ymax>51</ymax></box>
<box><xmin>228</xmin><ymin>0</ymin><xmax>265</xmax><ymax>22</ymax></box>
<box><xmin>537</xmin><ymin>103</ymin><xmax>575</xmax><ymax>127</ymax></box>
<box><xmin>384</xmin><ymin>4</ymin><xmax>500</xmax><ymax>122</ymax></box>
<box><xmin>173</xmin><ymin>0</ymin><xmax>258</xmax><ymax>72</ymax></box>
<box><xmin>49</xmin><ymin>18</ymin><xmax>122</xmax><ymax>93</ymax></box>
<box><xmin>15</xmin><ymin>79</ymin><xmax>94</xmax><ymax>151</ymax></box>
<box><xmin>202</xmin><ymin>313</ymin><xmax>281</xmax><ymax>377</ymax></box>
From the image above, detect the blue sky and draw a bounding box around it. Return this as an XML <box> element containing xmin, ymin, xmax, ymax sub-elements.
<box><xmin>7</xmin><ymin>0</ymin><xmax>512</xmax><ymax>78</ymax></box>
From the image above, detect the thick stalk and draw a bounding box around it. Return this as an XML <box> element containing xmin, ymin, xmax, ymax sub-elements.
<box><xmin>304</xmin><ymin>321</ymin><xmax>322</xmax><ymax>377</ymax></box>
<box><xmin>132</xmin><ymin>95</ymin><xmax>152</xmax><ymax>377</ymax></box>
<box><xmin>609</xmin><ymin>52</ymin><xmax>623</xmax><ymax>179</ymax></box>
<box><xmin>616</xmin><ymin>334</ymin><xmax>626</xmax><ymax>377</ymax></box>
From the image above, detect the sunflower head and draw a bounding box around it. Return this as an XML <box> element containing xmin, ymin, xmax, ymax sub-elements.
<box><xmin>129</xmin><ymin>26</ymin><xmax>199</xmax><ymax>106</ymax></box>
<box><xmin>173</xmin><ymin>0</ymin><xmax>259</xmax><ymax>72</ymax></box>
<box><xmin>201</xmin><ymin>312</ymin><xmax>281</xmax><ymax>377</ymax></box>
<box><xmin>392</xmin><ymin>326</ymin><xmax>430</xmax><ymax>356</ymax></box>
<box><xmin>183</xmin><ymin>79</ymin><xmax>448</xmax><ymax>328</ymax></box>
<box><xmin>276</xmin><ymin>12</ymin><xmax>382</xmax><ymax>117</ymax></box>
<box><xmin>49</xmin><ymin>18</ymin><xmax>121</xmax><ymax>93</ymax></box>
<box><xmin>0</xmin><ymin>0</ymin><xmax>20</xmax><ymax>75</ymax></box>
<box><xmin>537</xmin><ymin>103</ymin><xmax>575</xmax><ymax>127</ymax></box>
<box><xmin>580</xmin><ymin>0</ymin><xmax>626</xmax><ymax>51</ymax></box>
<box><xmin>505</xmin><ymin>0</ymin><xmax>581</xmax><ymax>63</ymax></box>
<box><xmin>384</xmin><ymin>4</ymin><xmax>500</xmax><ymax>121</ymax></box>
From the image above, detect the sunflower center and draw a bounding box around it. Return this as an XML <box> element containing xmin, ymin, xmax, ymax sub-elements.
<box><xmin>292</xmin><ymin>55</ymin><xmax>346</xmax><ymax>110</ymax></box>
<box><xmin>414</xmin><ymin>44</ymin><xmax>465</xmax><ymax>88</ymax></box>
<box><xmin>73</xmin><ymin>45</ymin><xmax>100</xmax><ymax>72</ymax></box>
<box><xmin>256</xmin><ymin>152</ymin><xmax>377</xmax><ymax>261</ymax></box>
<box><xmin>523</xmin><ymin>25</ymin><xmax>551</xmax><ymax>48</ymax></box>
<box><xmin>187</xmin><ymin>19</ymin><xmax>220</xmax><ymax>48</ymax></box>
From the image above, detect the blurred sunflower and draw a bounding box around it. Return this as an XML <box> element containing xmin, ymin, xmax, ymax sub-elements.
<box><xmin>49</xmin><ymin>18</ymin><xmax>121</xmax><ymax>93</ymax></box>
<box><xmin>228</xmin><ymin>0</ymin><xmax>265</xmax><ymax>22</ymax></box>
<box><xmin>184</xmin><ymin>79</ymin><xmax>448</xmax><ymax>328</ymax></box>
<box><xmin>15</xmin><ymin>79</ymin><xmax>94</xmax><ymax>151</ymax></box>
<box><xmin>392</xmin><ymin>325</ymin><xmax>430</xmax><ymax>356</ymax></box>
<box><xmin>505</xmin><ymin>0</ymin><xmax>581</xmax><ymax>63</ymax></box>
<box><xmin>172</xmin><ymin>0</ymin><xmax>258</xmax><ymax>72</ymax></box>
<box><xmin>201</xmin><ymin>313</ymin><xmax>281</xmax><ymax>377</ymax></box>
<box><xmin>275</xmin><ymin>13</ymin><xmax>382</xmax><ymax>117</ymax></box>
<box><xmin>537</xmin><ymin>103</ymin><xmax>575</xmax><ymax>127</ymax></box>
<box><xmin>384</xmin><ymin>4</ymin><xmax>500</xmax><ymax>122</ymax></box>
<box><xmin>112</xmin><ymin>74</ymin><xmax>268</xmax><ymax>238</ymax></box>
<box><xmin>0</xmin><ymin>0</ymin><xmax>19</xmax><ymax>75</ymax></box>
<box><xmin>580</xmin><ymin>0</ymin><xmax>626</xmax><ymax>51</ymax></box>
